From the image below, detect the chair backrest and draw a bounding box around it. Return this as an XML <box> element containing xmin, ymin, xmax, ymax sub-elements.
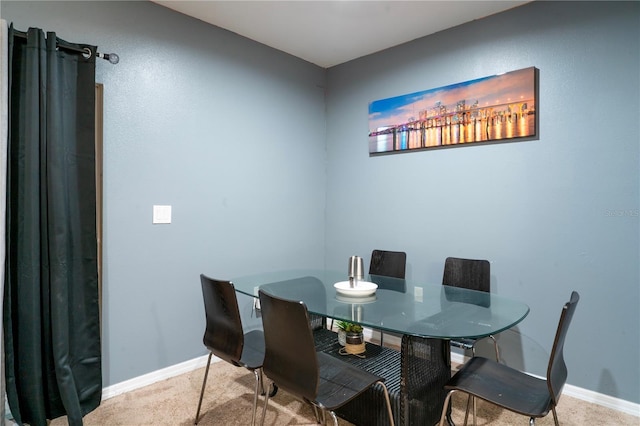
<box><xmin>369</xmin><ymin>249</ymin><xmax>407</xmax><ymax>279</ymax></box>
<box><xmin>547</xmin><ymin>291</ymin><xmax>580</xmax><ymax>405</ymax></box>
<box><xmin>260</xmin><ymin>276</ymin><xmax>326</xmax><ymax>318</ymax></box>
<box><xmin>258</xmin><ymin>289</ymin><xmax>319</xmax><ymax>402</ymax></box>
<box><xmin>260</xmin><ymin>276</ymin><xmax>327</xmax><ymax>330</ymax></box>
<box><xmin>442</xmin><ymin>257</ymin><xmax>490</xmax><ymax>293</ymax></box>
<box><xmin>200</xmin><ymin>274</ymin><xmax>244</xmax><ymax>365</ymax></box>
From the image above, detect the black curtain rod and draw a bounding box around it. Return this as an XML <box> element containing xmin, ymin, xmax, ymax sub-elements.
<box><xmin>12</xmin><ymin>29</ymin><xmax>119</xmax><ymax>64</ymax></box>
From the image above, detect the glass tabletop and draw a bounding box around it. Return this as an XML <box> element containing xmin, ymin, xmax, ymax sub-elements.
<box><xmin>231</xmin><ymin>269</ymin><xmax>529</xmax><ymax>340</ymax></box>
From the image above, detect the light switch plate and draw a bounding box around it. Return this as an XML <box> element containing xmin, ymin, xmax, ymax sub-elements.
<box><xmin>153</xmin><ymin>205</ymin><xmax>172</xmax><ymax>224</ymax></box>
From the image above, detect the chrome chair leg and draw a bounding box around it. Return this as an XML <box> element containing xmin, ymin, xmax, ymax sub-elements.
<box><xmin>439</xmin><ymin>390</ymin><xmax>458</xmax><ymax>426</ymax></box>
<box><xmin>377</xmin><ymin>381</ymin><xmax>395</xmax><ymax>426</ymax></box>
<box><xmin>260</xmin><ymin>381</ymin><xmax>273</xmax><ymax>426</ymax></box>
<box><xmin>461</xmin><ymin>393</ymin><xmax>478</xmax><ymax>426</ymax></box>
<box><xmin>329</xmin><ymin>410</ymin><xmax>339</xmax><ymax>426</ymax></box>
<box><xmin>319</xmin><ymin>408</ymin><xmax>327</xmax><ymax>424</ymax></box>
<box><xmin>258</xmin><ymin>368</ymin><xmax>265</xmax><ymax>395</ymax></box>
<box><xmin>489</xmin><ymin>334</ymin><xmax>500</xmax><ymax>362</ymax></box>
<box><xmin>473</xmin><ymin>395</ymin><xmax>477</xmax><ymax>426</ymax></box>
<box><xmin>251</xmin><ymin>369</ymin><xmax>261</xmax><ymax>426</ymax></box>
<box><xmin>194</xmin><ymin>352</ymin><xmax>213</xmax><ymax>425</ymax></box>
<box><xmin>463</xmin><ymin>394</ymin><xmax>471</xmax><ymax>425</ymax></box>
<box><xmin>471</xmin><ymin>335</ymin><xmax>500</xmax><ymax>363</ymax></box>
<box><xmin>311</xmin><ymin>405</ymin><xmax>321</xmax><ymax>423</ymax></box>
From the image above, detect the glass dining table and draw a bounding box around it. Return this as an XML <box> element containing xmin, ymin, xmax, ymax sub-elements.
<box><xmin>231</xmin><ymin>269</ymin><xmax>529</xmax><ymax>426</ymax></box>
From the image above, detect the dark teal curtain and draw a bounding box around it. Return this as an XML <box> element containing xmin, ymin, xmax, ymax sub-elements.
<box><xmin>3</xmin><ymin>26</ymin><xmax>101</xmax><ymax>426</ymax></box>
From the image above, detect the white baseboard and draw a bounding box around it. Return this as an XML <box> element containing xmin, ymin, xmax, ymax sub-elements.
<box><xmin>102</xmin><ymin>354</ymin><xmax>217</xmax><ymax>400</ymax></box>
<box><xmin>562</xmin><ymin>382</ymin><xmax>640</xmax><ymax>418</ymax></box>
<box><xmin>102</xmin><ymin>339</ymin><xmax>640</xmax><ymax>419</ymax></box>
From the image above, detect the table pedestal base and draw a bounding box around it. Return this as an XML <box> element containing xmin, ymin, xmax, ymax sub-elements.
<box><xmin>314</xmin><ymin>329</ymin><xmax>451</xmax><ymax>426</ymax></box>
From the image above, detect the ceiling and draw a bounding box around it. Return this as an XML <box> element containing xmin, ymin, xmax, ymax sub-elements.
<box><xmin>152</xmin><ymin>1</ymin><xmax>531</xmax><ymax>68</ymax></box>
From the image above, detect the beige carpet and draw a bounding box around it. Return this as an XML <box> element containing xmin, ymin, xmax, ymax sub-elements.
<box><xmin>47</xmin><ymin>360</ymin><xmax>638</xmax><ymax>426</ymax></box>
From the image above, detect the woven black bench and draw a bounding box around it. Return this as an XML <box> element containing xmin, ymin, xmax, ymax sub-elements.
<box><xmin>313</xmin><ymin>328</ymin><xmax>451</xmax><ymax>426</ymax></box>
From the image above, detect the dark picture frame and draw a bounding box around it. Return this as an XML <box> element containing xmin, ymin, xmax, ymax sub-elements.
<box><xmin>368</xmin><ymin>67</ymin><xmax>538</xmax><ymax>155</ymax></box>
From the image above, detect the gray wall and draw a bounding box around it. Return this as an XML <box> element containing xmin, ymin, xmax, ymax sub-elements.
<box><xmin>325</xmin><ymin>1</ymin><xmax>639</xmax><ymax>404</ymax></box>
<box><xmin>2</xmin><ymin>0</ymin><xmax>639</xmax><ymax>405</ymax></box>
<box><xmin>2</xmin><ymin>1</ymin><xmax>328</xmax><ymax>386</ymax></box>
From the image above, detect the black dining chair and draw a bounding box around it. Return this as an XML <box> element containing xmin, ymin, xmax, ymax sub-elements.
<box><xmin>195</xmin><ymin>274</ymin><xmax>273</xmax><ymax>426</ymax></box>
<box><xmin>258</xmin><ymin>289</ymin><xmax>395</xmax><ymax>426</ymax></box>
<box><xmin>438</xmin><ymin>291</ymin><xmax>580</xmax><ymax>426</ymax></box>
<box><xmin>260</xmin><ymin>276</ymin><xmax>327</xmax><ymax>332</ymax></box>
<box><xmin>368</xmin><ymin>249</ymin><xmax>407</xmax><ymax>346</ymax></box>
<box><xmin>369</xmin><ymin>249</ymin><xmax>407</xmax><ymax>281</ymax></box>
<box><xmin>442</xmin><ymin>257</ymin><xmax>500</xmax><ymax>361</ymax></box>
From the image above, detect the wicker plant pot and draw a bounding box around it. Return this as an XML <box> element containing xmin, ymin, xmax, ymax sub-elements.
<box><xmin>344</xmin><ymin>331</ymin><xmax>366</xmax><ymax>355</ymax></box>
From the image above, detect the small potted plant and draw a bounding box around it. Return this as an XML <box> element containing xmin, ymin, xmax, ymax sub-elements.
<box><xmin>335</xmin><ymin>320</ymin><xmax>364</xmax><ymax>353</ymax></box>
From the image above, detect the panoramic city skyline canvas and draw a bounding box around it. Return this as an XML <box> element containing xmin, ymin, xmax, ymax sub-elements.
<box><xmin>368</xmin><ymin>67</ymin><xmax>538</xmax><ymax>155</ymax></box>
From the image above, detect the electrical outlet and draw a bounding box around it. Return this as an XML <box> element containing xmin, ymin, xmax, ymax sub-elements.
<box><xmin>415</xmin><ymin>286</ymin><xmax>423</xmax><ymax>303</ymax></box>
<box><xmin>253</xmin><ymin>286</ymin><xmax>261</xmax><ymax>310</ymax></box>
